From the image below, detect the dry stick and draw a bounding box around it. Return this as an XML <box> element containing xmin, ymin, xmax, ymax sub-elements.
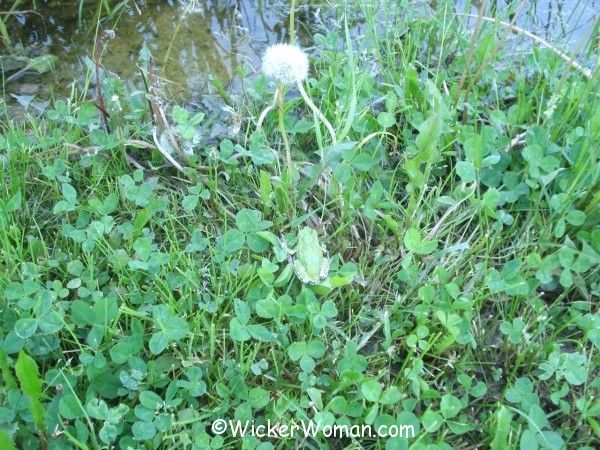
<box><xmin>137</xmin><ymin>62</ymin><xmax>186</xmax><ymax>172</ymax></box>
<box><xmin>157</xmin><ymin>104</ymin><xmax>186</xmax><ymax>159</ymax></box>
<box><xmin>127</xmin><ymin>139</ymin><xmax>214</xmax><ymax>171</ymax></box>
<box><xmin>131</xmin><ymin>0</ymin><xmax>142</xmax><ymax>15</ymax></box>
<box><xmin>5</xmin><ymin>67</ymin><xmax>26</xmax><ymax>83</ymax></box>
<box><xmin>456</xmin><ymin>13</ymin><xmax>594</xmax><ymax>80</ymax></box>
<box><xmin>126</xmin><ymin>153</ymin><xmax>146</xmax><ymax>170</ymax></box>
<box><xmin>151</xmin><ymin>127</ymin><xmax>185</xmax><ymax>172</ymax></box>
<box><xmin>145</xmin><ymin>59</ymin><xmax>185</xmax><ymax>156</ymax></box>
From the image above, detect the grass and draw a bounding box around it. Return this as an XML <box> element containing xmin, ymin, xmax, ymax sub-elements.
<box><xmin>1</xmin><ymin>0</ymin><xmax>599</xmax><ymax>449</ymax></box>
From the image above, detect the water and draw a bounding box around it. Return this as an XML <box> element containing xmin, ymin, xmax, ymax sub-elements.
<box><xmin>4</xmin><ymin>0</ymin><xmax>313</xmax><ymax>107</ymax></box>
<box><xmin>3</xmin><ymin>0</ymin><xmax>598</xmax><ymax>113</ymax></box>
<box><xmin>455</xmin><ymin>0</ymin><xmax>599</xmax><ymax>55</ymax></box>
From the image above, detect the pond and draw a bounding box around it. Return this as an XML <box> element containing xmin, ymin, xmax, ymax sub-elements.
<box><xmin>3</xmin><ymin>0</ymin><xmax>599</xmax><ymax>114</ymax></box>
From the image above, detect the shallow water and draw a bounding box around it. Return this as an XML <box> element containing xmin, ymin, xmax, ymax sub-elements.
<box><xmin>456</xmin><ymin>0</ymin><xmax>599</xmax><ymax>54</ymax></box>
<box><xmin>5</xmin><ymin>0</ymin><xmax>315</xmax><ymax>106</ymax></box>
<box><xmin>3</xmin><ymin>0</ymin><xmax>599</xmax><ymax>111</ymax></box>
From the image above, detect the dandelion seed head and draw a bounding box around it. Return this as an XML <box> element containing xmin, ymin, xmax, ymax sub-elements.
<box><xmin>262</xmin><ymin>43</ymin><xmax>309</xmax><ymax>86</ymax></box>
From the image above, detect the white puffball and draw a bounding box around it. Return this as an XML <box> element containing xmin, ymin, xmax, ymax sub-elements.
<box><xmin>262</xmin><ymin>43</ymin><xmax>309</xmax><ymax>86</ymax></box>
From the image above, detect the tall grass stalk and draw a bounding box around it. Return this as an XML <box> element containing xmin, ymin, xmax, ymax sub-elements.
<box><xmin>289</xmin><ymin>0</ymin><xmax>297</xmax><ymax>45</ymax></box>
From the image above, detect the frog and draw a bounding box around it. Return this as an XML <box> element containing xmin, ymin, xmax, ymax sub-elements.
<box><xmin>288</xmin><ymin>226</ymin><xmax>331</xmax><ymax>285</ymax></box>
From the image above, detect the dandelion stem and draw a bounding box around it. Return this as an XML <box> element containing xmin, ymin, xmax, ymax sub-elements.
<box><xmin>277</xmin><ymin>85</ymin><xmax>293</xmax><ymax>178</ymax></box>
<box><xmin>297</xmin><ymin>81</ymin><xmax>337</xmax><ymax>146</ymax></box>
<box><xmin>256</xmin><ymin>88</ymin><xmax>279</xmax><ymax>130</ymax></box>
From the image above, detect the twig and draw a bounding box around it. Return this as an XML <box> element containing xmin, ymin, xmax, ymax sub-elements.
<box><xmin>0</xmin><ymin>9</ymin><xmax>43</xmax><ymax>18</ymax></box>
<box><xmin>5</xmin><ymin>67</ymin><xmax>30</xmax><ymax>83</ymax></box>
<box><xmin>131</xmin><ymin>0</ymin><xmax>142</xmax><ymax>15</ymax></box>
<box><xmin>151</xmin><ymin>127</ymin><xmax>185</xmax><ymax>172</ymax></box>
<box><xmin>126</xmin><ymin>153</ymin><xmax>146</xmax><ymax>170</ymax></box>
<box><xmin>93</xmin><ymin>102</ymin><xmax>111</xmax><ymax>121</ymax></box>
<box><xmin>126</xmin><ymin>139</ymin><xmax>211</xmax><ymax>171</ymax></box>
<box><xmin>157</xmin><ymin>103</ymin><xmax>185</xmax><ymax>158</ymax></box>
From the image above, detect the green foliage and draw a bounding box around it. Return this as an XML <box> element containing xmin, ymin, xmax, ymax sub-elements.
<box><xmin>15</xmin><ymin>352</ymin><xmax>45</xmax><ymax>436</ymax></box>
